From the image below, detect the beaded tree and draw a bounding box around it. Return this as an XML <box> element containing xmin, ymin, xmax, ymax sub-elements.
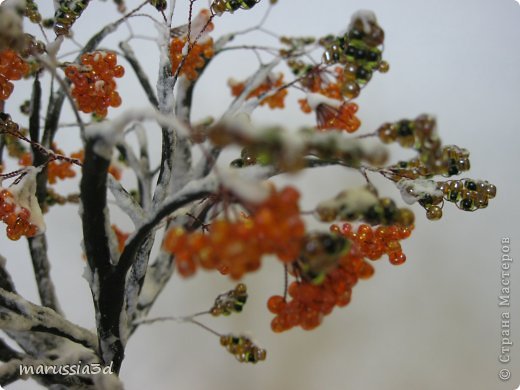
<box><xmin>0</xmin><ymin>0</ymin><xmax>497</xmax><ymax>388</ymax></box>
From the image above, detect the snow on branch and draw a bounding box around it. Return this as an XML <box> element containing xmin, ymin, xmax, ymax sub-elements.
<box><xmin>0</xmin><ymin>288</ymin><xmax>98</xmax><ymax>352</ymax></box>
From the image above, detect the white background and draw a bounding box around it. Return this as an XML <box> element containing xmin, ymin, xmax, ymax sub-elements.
<box><xmin>2</xmin><ymin>0</ymin><xmax>520</xmax><ymax>389</ymax></box>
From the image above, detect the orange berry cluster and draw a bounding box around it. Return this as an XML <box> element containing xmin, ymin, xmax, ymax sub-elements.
<box><xmin>0</xmin><ymin>189</ymin><xmax>39</xmax><ymax>241</ymax></box>
<box><xmin>331</xmin><ymin>223</ymin><xmax>412</xmax><ymax>265</ymax></box>
<box><xmin>228</xmin><ymin>73</ymin><xmax>288</xmax><ymax>109</ymax></box>
<box><xmin>163</xmin><ymin>186</ymin><xmax>305</xmax><ymax>279</ymax></box>
<box><xmin>300</xmin><ymin>99</ymin><xmax>360</xmax><ymax>133</ymax></box>
<box><xmin>295</xmin><ymin>67</ymin><xmax>361</xmax><ymax>133</ymax></box>
<box><xmin>65</xmin><ymin>51</ymin><xmax>124</xmax><ymax>118</ymax></box>
<box><xmin>210</xmin><ymin>283</ymin><xmax>248</xmax><ymax>316</ymax></box>
<box><xmin>19</xmin><ymin>148</ymin><xmax>76</xmax><ymax>185</ymax></box>
<box><xmin>170</xmin><ymin>37</ymin><xmax>214</xmax><ymax>81</ymax></box>
<box><xmin>0</xmin><ymin>50</ymin><xmax>30</xmax><ymax>101</ymax></box>
<box><xmin>266</xmin><ymin>222</ymin><xmax>411</xmax><ymax>332</ymax></box>
<box><xmin>268</xmin><ymin>254</ymin><xmax>373</xmax><ymax>332</ymax></box>
<box><xmin>219</xmin><ymin>334</ymin><xmax>266</xmax><ymax>364</ymax></box>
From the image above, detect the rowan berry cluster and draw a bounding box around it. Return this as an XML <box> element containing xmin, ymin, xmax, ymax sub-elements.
<box><xmin>295</xmin><ymin>66</ymin><xmax>361</xmax><ymax>133</ymax></box>
<box><xmin>19</xmin><ymin>146</ymin><xmax>76</xmax><ymax>184</ymax></box>
<box><xmin>0</xmin><ymin>189</ymin><xmax>39</xmax><ymax>241</ymax></box>
<box><xmin>268</xmin><ymin>254</ymin><xmax>373</xmax><ymax>332</ymax></box>
<box><xmin>331</xmin><ymin>223</ymin><xmax>412</xmax><ymax>265</ymax></box>
<box><xmin>163</xmin><ymin>186</ymin><xmax>305</xmax><ymax>279</ymax></box>
<box><xmin>228</xmin><ymin>73</ymin><xmax>288</xmax><ymax>109</ymax></box>
<box><xmin>219</xmin><ymin>334</ymin><xmax>266</xmax><ymax>364</ymax></box>
<box><xmin>170</xmin><ymin>37</ymin><xmax>214</xmax><ymax>81</ymax></box>
<box><xmin>209</xmin><ymin>283</ymin><xmax>248</xmax><ymax>316</ymax></box>
<box><xmin>65</xmin><ymin>51</ymin><xmax>124</xmax><ymax>118</ymax></box>
<box><xmin>0</xmin><ymin>50</ymin><xmax>30</xmax><ymax>101</ymax></box>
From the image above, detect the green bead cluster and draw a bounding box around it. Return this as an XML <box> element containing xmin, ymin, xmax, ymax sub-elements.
<box><xmin>24</xmin><ymin>0</ymin><xmax>42</xmax><ymax>24</ymax></box>
<box><xmin>220</xmin><ymin>334</ymin><xmax>266</xmax><ymax>363</ymax></box>
<box><xmin>54</xmin><ymin>1</ymin><xmax>91</xmax><ymax>36</ymax></box>
<box><xmin>211</xmin><ymin>0</ymin><xmax>261</xmax><ymax>16</ymax></box>
<box><xmin>210</xmin><ymin>283</ymin><xmax>248</xmax><ymax>316</ymax></box>
<box><xmin>439</xmin><ymin>179</ymin><xmax>496</xmax><ymax>212</ymax></box>
<box><xmin>230</xmin><ymin>147</ymin><xmax>271</xmax><ymax>168</ymax></box>
<box><xmin>320</xmin><ymin>14</ymin><xmax>388</xmax><ymax>98</ymax></box>
<box><xmin>378</xmin><ymin>115</ymin><xmax>471</xmax><ymax>179</ymax></box>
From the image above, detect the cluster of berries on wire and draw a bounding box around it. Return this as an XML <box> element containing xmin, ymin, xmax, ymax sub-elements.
<box><xmin>65</xmin><ymin>51</ymin><xmax>124</xmax><ymax>118</ymax></box>
<box><xmin>0</xmin><ymin>50</ymin><xmax>30</xmax><ymax>101</ymax></box>
<box><xmin>170</xmin><ymin>11</ymin><xmax>215</xmax><ymax>82</ymax></box>
<box><xmin>280</xmin><ymin>12</ymin><xmax>388</xmax><ymax>133</ymax></box>
<box><xmin>439</xmin><ymin>179</ymin><xmax>496</xmax><ymax>212</ymax></box>
<box><xmin>267</xmin><ymin>218</ymin><xmax>413</xmax><ymax>333</ymax></box>
<box><xmin>378</xmin><ymin>115</ymin><xmax>470</xmax><ymax>180</ymax></box>
<box><xmin>163</xmin><ymin>186</ymin><xmax>305</xmax><ymax>279</ymax></box>
<box><xmin>219</xmin><ymin>334</ymin><xmax>266</xmax><ymax>364</ymax></box>
<box><xmin>331</xmin><ymin>223</ymin><xmax>412</xmax><ymax>266</ymax></box>
<box><xmin>19</xmin><ymin>145</ymin><xmax>76</xmax><ymax>185</ymax></box>
<box><xmin>54</xmin><ymin>0</ymin><xmax>90</xmax><ymax>36</ymax></box>
<box><xmin>267</xmin><ymin>233</ymin><xmax>373</xmax><ymax>332</ymax></box>
<box><xmin>210</xmin><ymin>283</ymin><xmax>248</xmax><ymax>316</ymax></box>
<box><xmin>0</xmin><ymin>189</ymin><xmax>39</xmax><ymax>241</ymax></box>
<box><xmin>228</xmin><ymin>73</ymin><xmax>288</xmax><ymax>109</ymax></box>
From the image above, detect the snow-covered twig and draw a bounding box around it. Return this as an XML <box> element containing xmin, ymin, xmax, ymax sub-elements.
<box><xmin>27</xmin><ymin>235</ymin><xmax>63</xmax><ymax>315</ymax></box>
<box><xmin>0</xmin><ymin>288</ymin><xmax>98</xmax><ymax>352</ymax></box>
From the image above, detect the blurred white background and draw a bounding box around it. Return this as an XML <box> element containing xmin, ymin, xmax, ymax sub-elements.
<box><xmin>2</xmin><ymin>0</ymin><xmax>520</xmax><ymax>389</ymax></box>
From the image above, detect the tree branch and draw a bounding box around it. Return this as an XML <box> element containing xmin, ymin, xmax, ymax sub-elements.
<box><xmin>0</xmin><ymin>288</ymin><xmax>98</xmax><ymax>352</ymax></box>
<box><xmin>27</xmin><ymin>235</ymin><xmax>63</xmax><ymax>315</ymax></box>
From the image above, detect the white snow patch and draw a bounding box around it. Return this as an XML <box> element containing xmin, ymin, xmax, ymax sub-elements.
<box><xmin>219</xmin><ymin>166</ymin><xmax>271</xmax><ymax>204</ymax></box>
<box><xmin>9</xmin><ymin>167</ymin><xmax>46</xmax><ymax>233</ymax></box>
<box><xmin>306</xmin><ymin>93</ymin><xmax>342</xmax><ymax>110</ymax></box>
<box><xmin>349</xmin><ymin>10</ymin><xmax>378</xmax><ymax>34</ymax></box>
<box><xmin>318</xmin><ymin>187</ymin><xmax>378</xmax><ymax>216</ymax></box>
<box><xmin>397</xmin><ymin>179</ymin><xmax>442</xmax><ymax>205</ymax></box>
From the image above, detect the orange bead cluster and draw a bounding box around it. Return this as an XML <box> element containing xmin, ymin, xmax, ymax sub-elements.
<box><xmin>0</xmin><ymin>189</ymin><xmax>39</xmax><ymax>241</ymax></box>
<box><xmin>229</xmin><ymin>73</ymin><xmax>288</xmax><ymax>109</ymax></box>
<box><xmin>300</xmin><ymin>99</ymin><xmax>360</xmax><ymax>133</ymax></box>
<box><xmin>163</xmin><ymin>186</ymin><xmax>305</xmax><ymax>279</ymax></box>
<box><xmin>331</xmin><ymin>223</ymin><xmax>412</xmax><ymax>265</ymax></box>
<box><xmin>268</xmin><ymin>254</ymin><xmax>373</xmax><ymax>332</ymax></box>
<box><xmin>0</xmin><ymin>50</ymin><xmax>30</xmax><ymax>101</ymax></box>
<box><xmin>294</xmin><ymin>66</ymin><xmax>361</xmax><ymax>132</ymax></box>
<box><xmin>65</xmin><ymin>51</ymin><xmax>124</xmax><ymax>118</ymax></box>
<box><xmin>170</xmin><ymin>37</ymin><xmax>214</xmax><ymax>81</ymax></box>
<box><xmin>19</xmin><ymin>148</ymin><xmax>76</xmax><ymax>185</ymax></box>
